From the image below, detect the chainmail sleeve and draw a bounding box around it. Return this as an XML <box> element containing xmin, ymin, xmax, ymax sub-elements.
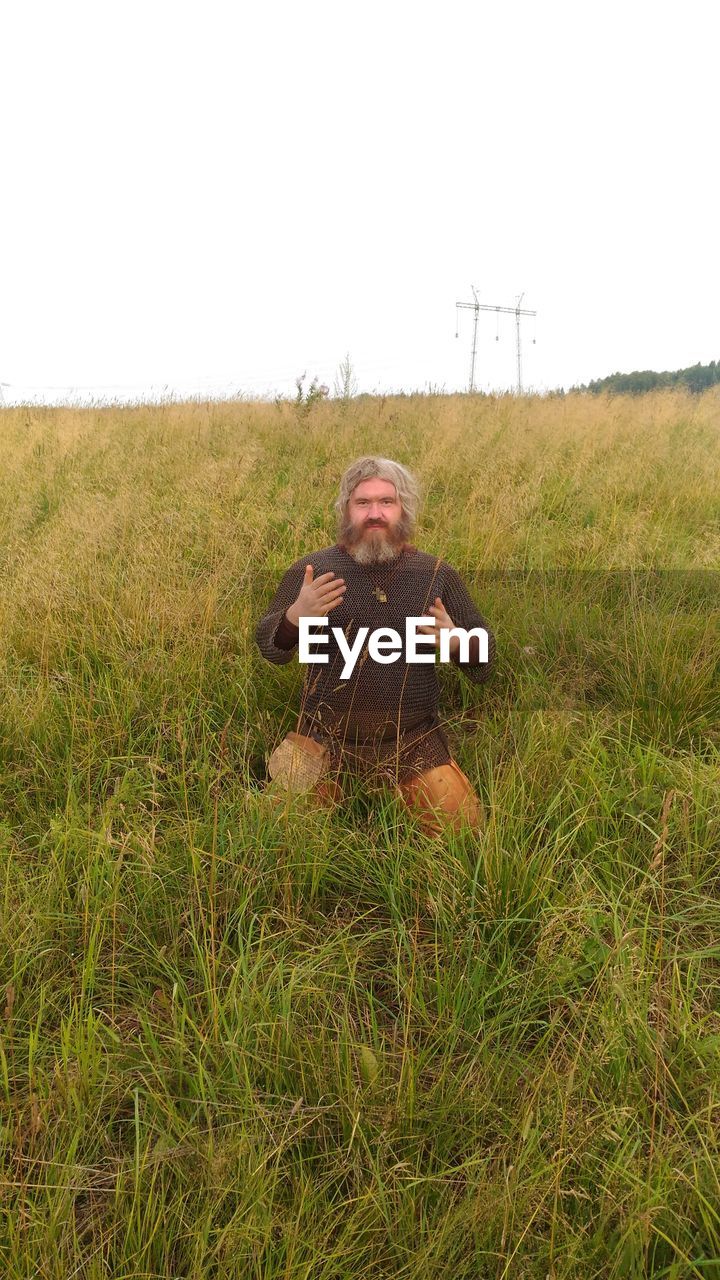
<box><xmin>254</xmin><ymin>555</ymin><xmax>312</xmax><ymax>666</ymax></box>
<box><xmin>439</xmin><ymin>563</ymin><xmax>496</xmax><ymax>685</ymax></box>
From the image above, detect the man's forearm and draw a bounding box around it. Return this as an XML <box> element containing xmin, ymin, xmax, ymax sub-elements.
<box><xmin>274</xmin><ymin>611</ymin><xmax>300</xmax><ymax>650</ymax></box>
<box><xmin>255</xmin><ymin>557</ymin><xmax>314</xmax><ymax>665</ymax></box>
<box><xmin>450</xmin><ymin>625</ymin><xmax>494</xmax><ymax>683</ymax></box>
<box><xmin>450</xmin><ymin>631</ymin><xmax>485</xmax><ymax>666</ymax></box>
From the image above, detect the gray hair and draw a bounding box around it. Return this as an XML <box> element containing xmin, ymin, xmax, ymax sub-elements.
<box><xmin>334</xmin><ymin>456</ymin><xmax>421</xmax><ymax>525</ymax></box>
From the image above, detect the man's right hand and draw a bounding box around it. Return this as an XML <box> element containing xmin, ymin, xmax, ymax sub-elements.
<box><xmin>285</xmin><ymin>565</ymin><xmax>346</xmax><ymax>627</ymax></box>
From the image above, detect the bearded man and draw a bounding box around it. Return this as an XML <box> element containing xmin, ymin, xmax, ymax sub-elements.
<box><xmin>254</xmin><ymin>456</ymin><xmax>495</xmax><ymax>837</ymax></box>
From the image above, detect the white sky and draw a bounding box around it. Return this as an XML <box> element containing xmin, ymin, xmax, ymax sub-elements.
<box><xmin>2</xmin><ymin>0</ymin><xmax>718</xmax><ymax>403</ymax></box>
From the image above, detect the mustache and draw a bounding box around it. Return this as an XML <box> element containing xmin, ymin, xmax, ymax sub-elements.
<box><xmin>337</xmin><ymin>508</ymin><xmax>414</xmax><ymax>547</ymax></box>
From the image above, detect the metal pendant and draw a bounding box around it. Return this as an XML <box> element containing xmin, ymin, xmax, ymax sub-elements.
<box><xmin>373</xmin><ymin>587</ymin><xmax>387</xmax><ymax>602</ymax></box>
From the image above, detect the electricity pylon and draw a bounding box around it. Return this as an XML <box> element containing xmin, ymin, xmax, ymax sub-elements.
<box><xmin>456</xmin><ymin>289</ymin><xmax>537</xmax><ymax>393</ymax></box>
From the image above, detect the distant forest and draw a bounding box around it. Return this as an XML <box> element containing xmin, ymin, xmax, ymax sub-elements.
<box><xmin>579</xmin><ymin>359</ymin><xmax>720</xmax><ymax>395</ymax></box>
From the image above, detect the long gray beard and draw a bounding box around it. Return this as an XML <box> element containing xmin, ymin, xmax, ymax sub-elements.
<box><xmin>338</xmin><ymin>512</ymin><xmax>414</xmax><ymax>565</ymax></box>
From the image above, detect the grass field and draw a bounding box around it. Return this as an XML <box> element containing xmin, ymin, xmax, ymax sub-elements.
<box><xmin>1</xmin><ymin>388</ymin><xmax>719</xmax><ymax>1277</ymax></box>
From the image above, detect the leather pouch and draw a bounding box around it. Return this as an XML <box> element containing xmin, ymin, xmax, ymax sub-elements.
<box><xmin>267</xmin><ymin>731</ymin><xmax>331</xmax><ymax>793</ymax></box>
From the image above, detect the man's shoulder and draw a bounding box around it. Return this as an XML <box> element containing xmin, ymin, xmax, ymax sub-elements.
<box><xmin>404</xmin><ymin>547</ymin><xmax>459</xmax><ymax>577</ymax></box>
<box><xmin>281</xmin><ymin>545</ymin><xmax>344</xmax><ymax>574</ymax></box>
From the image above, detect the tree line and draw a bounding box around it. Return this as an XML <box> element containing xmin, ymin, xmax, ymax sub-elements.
<box><xmin>578</xmin><ymin>359</ymin><xmax>720</xmax><ymax>396</ymax></box>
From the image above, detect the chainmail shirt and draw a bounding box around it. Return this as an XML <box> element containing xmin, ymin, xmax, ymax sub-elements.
<box><xmin>254</xmin><ymin>542</ymin><xmax>495</xmax><ymax>781</ymax></box>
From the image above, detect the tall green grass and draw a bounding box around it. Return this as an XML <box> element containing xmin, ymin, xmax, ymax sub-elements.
<box><xmin>1</xmin><ymin>389</ymin><xmax>718</xmax><ymax>1277</ymax></box>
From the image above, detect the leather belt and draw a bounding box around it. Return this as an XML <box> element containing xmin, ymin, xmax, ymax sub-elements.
<box><xmin>300</xmin><ymin>712</ymin><xmax>432</xmax><ymax>746</ymax></box>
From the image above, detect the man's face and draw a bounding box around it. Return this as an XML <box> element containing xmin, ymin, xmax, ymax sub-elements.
<box><xmin>340</xmin><ymin>478</ymin><xmax>411</xmax><ymax>564</ymax></box>
<box><xmin>348</xmin><ymin>479</ymin><xmax>402</xmax><ymax>532</ymax></box>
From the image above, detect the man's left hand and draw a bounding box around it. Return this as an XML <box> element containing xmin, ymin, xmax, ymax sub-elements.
<box><xmin>417</xmin><ymin>597</ymin><xmax>460</xmax><ymax>657</ymax></box>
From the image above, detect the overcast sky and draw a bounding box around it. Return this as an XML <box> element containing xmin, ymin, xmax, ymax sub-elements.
<box><xmin>2</xmin><ymin>0</ymin><xmax>717</xmax><ymax>404</ymax></box>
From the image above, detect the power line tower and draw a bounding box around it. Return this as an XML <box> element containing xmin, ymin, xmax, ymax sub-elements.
<box><xmin>455</xmin><ymin>289</ymin><xmax>537</xmax><ymax>393</ymax></box>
